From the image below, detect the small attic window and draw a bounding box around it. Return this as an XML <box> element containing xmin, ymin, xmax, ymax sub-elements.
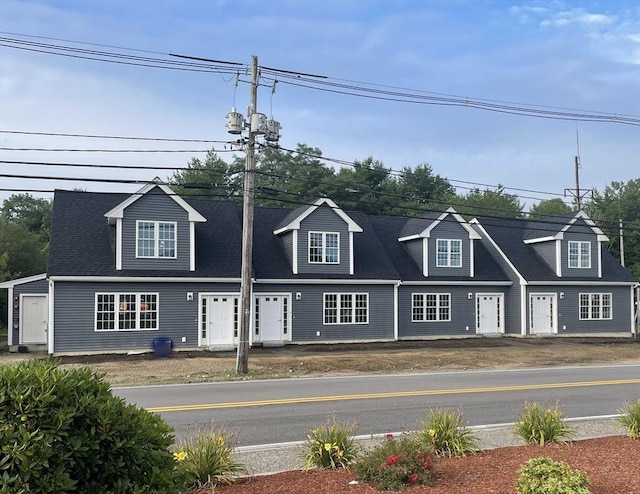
<box><xmin>136</xmin><ymin>221</ymin><xmax>176</xmax><ymax>258</ymax></box>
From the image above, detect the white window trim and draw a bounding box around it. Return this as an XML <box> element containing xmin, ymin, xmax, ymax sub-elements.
<box><xmin>323</xmin><ymin>292</ymin><xmax>369</xmax><ymax>325</ymax></box>
<box><xmin>412</xmin><ymin>293</ymin><xmax>452</xmax><ymax>322</ymax></box>
<box><xmin>579</xmin><ymin>292</ymin><xmax>613</xmax><ymax>320</ymax></box>
<box><xmin>436</xmin><ymin>239</ymin><xmax>462</xmax><ymax>268</ymax></box>
<box><xmin>136</xmin><ymin>220</ymin><xmax>177</xmax><ymax>259</ymax></box>
<box><xmin>94</xmin><ymin>292</ymin><xmax>159</xmax><ymax>332</ymax></box>
<box><xmin>568</xmin><ymin>240</ymin><xmax>591</xmax><ymax>269</ymax></box>
<box><xmin>308</xmin><ymin>231</ymin><xmax>340</xmax><ymax>264</ymax></box>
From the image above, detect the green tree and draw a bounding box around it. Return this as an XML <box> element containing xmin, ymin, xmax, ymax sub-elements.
<box><xmin>457</xmin><ymin>185</ymin><xmax>524</xmax><ymax>219</ymax></box>
<box><xmin>170</xmin><ymin>151</ymin><xmax>243</xmax><ymax>200</ymax></box>
<box><xmin>529</xmin><ymin>198</ymin><xmax>573</xmax><ymax>218</ymax></box>
<box><xmin>0</xmin><ymin>193</ymin><xmax>52</xmax><ymax>243</ymax></box>
<box><xmin>586</xmin><ymin>179</ymin><xmax>640</xmax><ymax>280</ymax></box>
<box><xmin>394</xmin><ymin>164</ymin><xmax>456</xmax><ymax>216</ymax></box>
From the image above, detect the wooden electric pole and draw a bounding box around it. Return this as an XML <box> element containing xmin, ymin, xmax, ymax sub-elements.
<box><xmin>236</xmin><ymin>55</ymin><xmax>259</xmax><ymax>374</ymax></box>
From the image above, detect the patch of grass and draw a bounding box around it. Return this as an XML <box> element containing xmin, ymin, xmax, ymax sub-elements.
<box><xmin>513</xmin><ymin>402</ymin><xmax>574</xmax><ymax>446</ymax></box>
<box><xmin>301</xmin><ymin>416</ymin><xmax>359</xmax><ymax>470</ymax></box>
<box><xmin>417</xmin><ymin>408</ymin><xmax>479</xmax><ymax>457</ymax></box>
<box><xmin>618</xmin><ymin>398</ymin><xmax>640</xmax><ymax>439</ymax></box>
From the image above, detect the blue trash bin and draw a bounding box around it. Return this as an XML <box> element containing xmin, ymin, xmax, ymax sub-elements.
<box><xmin>152</xmin><ymin>337</ymin><xmax>173</xmax><ymax>358</ymax></box>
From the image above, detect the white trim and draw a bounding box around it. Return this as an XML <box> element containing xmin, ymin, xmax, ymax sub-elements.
<box><xmin>308</xmin><ymin>231</ymin><xmax>340</xmax><ymax>265</ymax></box>
<box><xmin>0</xmin><ymin>273</ymin><xmax>47</xmax><ymax>288</ymax></box>
<box><xmin>349</xmin><ymin>232</ymin><xmax>355</xmax><ymax>275</ymax></box>
<box><xmin>562</xmin><ymin>210</ymin><xmax>608</xmax><ymax>240</ymax></box>
<box><xmin>48</xmin><ymin>279</ymin><xmax>55</xmax><ymax>355</ymax></box>
<box><xmin>199</xmin><ymin>292</ymin><xmax>240</xmax><ymax>348</ymax></box>
<box><xmin>435</xmin><ymin>238</ymin><xmax>463</xmax><ymax>268</ymax></box>
<box><xmin>115</xmin><ymin>218</ymin><xmax>123</xmax><ymax>270</ymax></box>
<box><xmin>527</xmin><ymin>281</ymin><xmax>635</xmax><ymax>286</ymax></box>
<box><xmin>393</xmin><ymin>282</ymin><xmax>399</xmax><ymax>341</ymax></box>
<box><xmin>49</xmin><ymin>276</ymin><xmax>243</xmax><ymax>282</ymax></box>
<box><xmin>398</xmin><ymin>208</ymin><xmax>481</xmax><ymax>242</ymax></box>
<box><xmin>423</xmin><ymin>237</ymin><xmax>428</xmax><ymax>277</ymax></box>
<box><xmin>273</xmin><ymin>197</ymin><xmax>363</xmax><ymax>234</ymax></box>
<box><xmin>190</xmin><ymin>222</ymin><xmax>196</xmax><ymax>271</ymax></box>
<box><xmin>555</xmin><ymin>239</ymin><xmax>562</xmax><ymax>277</ymax></box>
<box><xmin>523</xmin><ymin>235</ymin><xmax>560</xmax><ymax>244</ymax></box>
<box><xmin>292</xmin><ymin>230</ymin><xmax>298</xmax><ymax>274</ymax></box>
<box><xmin>104</xmin><ymin>181</ymin><xmax>206</xmax><ymax>223</ymax></box>
<box><xmin>19</xmin><ymin>294</ymin><xmax>49</xmax><ymax>344</ymax></box>
<box><xmin>411</xmin><ymin>292</ymin><xmax>451</xmax><ymax>322</ymax></box>
<box><xmin>475</xmin><ymin>293</ymin><xmax>505</xmax><ymax>335</ymax></box>
<box><xmin>598</xmin><ymin>242</ymin><xmax>602</xmax><ymax>278</ymax></box>
<box><xmin>136</xmin><ymin>220</ymin><xmax>177</xmax><ymax>259</ymax></box>
<box><xmin>568</xmin><ymin>240</ymin><xmax>591</xmax><ymax>269</ymax></box>
<box><xmin>578</xmin><ymin>292</ymin><xmax>613</xmax><ymax>321</ymax></box>
<box><xmin>253</xmin><ymin>292</ymin><xmax>292</xmax><ymax>343</ymax></box>
<box><xmin>322</xmin><ymin>292</ymin><xmax>369</xmax><ymax>325</ymax></box>
<box><xmin>94</xmin><ymin>292</ymin><xmax>160</xmax><ymax>332</ymax></box>
<box><xmin>470</xmin><ymin>239</ymin><xmax>475</xmax><ymax>277</ymax></box>
<box><xmin>6</xmin><ymin>286</ymin><xmax>13</xmax><ymax>346</ymax></box>
<box><xmin>401</xmin><ymin>281</ymin><xmax>513</xmax><ymax>286</ymax></box>
<box><xmin>255</xmin><ymin>278</ymin><xmax>400</xmax><ymax>285</ymax></box>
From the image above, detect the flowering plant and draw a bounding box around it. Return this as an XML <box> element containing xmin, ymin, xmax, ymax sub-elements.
<box><xmin>302</xmin><ymin>417</ymin><xmax>359</xmax><ymax>470</ymax></box>
<box><xmin>355</xmin><ymin>433</ymin><xmax>436</xmax><ymax>490</ymax></box>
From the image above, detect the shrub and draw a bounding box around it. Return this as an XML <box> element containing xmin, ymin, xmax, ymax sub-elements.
<box><xmin>618</xmin><ymin>398</ymin><xmax>640</xmax><ymax>439</ymax></box>
<box><xmin>175</xmin><ymin>425</ymin><xmax>246</xmax><ymax>488</ymax></box>
<box><xmin>516</xmin><ymin>456</ymin><xmax>591</xmax><ymax>494</ymax></box>
<box><xmin>0</xmin><ymin>359</ymin><xmax>181</xmax><ymax>493</ymax></box>
<box><xmin>355</xmin><ymin>433</ymin><xmax>436</xmax><ymax>491</ymax></box>
<box><xmin>513</xmin><ymin>402</ymin><xmax>574</xmax><ymax>445</ymax></box>
<box><xmin>302</xmin><ymin>417</ymin><xmax>359</xmax><ymax>470</ymax></box>
<box><xmin>417</xmin><ymin>408</ymin><xmax>479</xmax><ymax>457</ymax></box>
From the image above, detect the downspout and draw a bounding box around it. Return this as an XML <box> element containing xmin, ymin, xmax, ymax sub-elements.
<box><xmin>6</xmin><ymin>286</ymin><xmax>13</xmax><ymax>346</ymax></box>
<box><xmin>48</xmin><ymin>279</ymin><xmax>55</xmax><ymax>355</ymax></box>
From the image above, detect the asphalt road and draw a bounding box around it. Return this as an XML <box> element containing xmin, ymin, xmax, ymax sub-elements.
<box><xmin>114</xmin><ymin>364</ymin><xmax>640</xmax><ymax>446</ymax></box>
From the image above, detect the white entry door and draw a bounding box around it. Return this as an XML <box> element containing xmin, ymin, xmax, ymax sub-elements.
<box><xmin>530</xmin><ymin>293</ymin><xmax>556</xmax><ymax>334</ymax></box>
<box><xmin>476</xmin><ymin>294</ymin><xmax>503</xmax><ymax>334</ymax></box>
<box><xmin>22</xmin><ymin>295</ymin><xmax>48</xmax><ymax>344</ymax></box>
<box><xmin>257</xmin><ymin>296</ymin><xmax>284</xmax><ymax>343</ymax></box>
<box><xmin>206</xmin><ymin>296</ymin><xmax>236</xmax><ymax>346</ymax></box>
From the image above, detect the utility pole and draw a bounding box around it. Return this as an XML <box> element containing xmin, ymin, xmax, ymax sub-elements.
<box><xmin>564</xmin><ymin>130</ymin><xmax>592</xmax><ymax>211</ymax></box>
<box><xmin>236</xmin><ymin>55</ymin><xmax>259</xmax><ymax>374</ymax></box>
<box><xmin>619</xmin><ymin>218</ymin><xmax>625</xmax><ymax>267</ymax></box>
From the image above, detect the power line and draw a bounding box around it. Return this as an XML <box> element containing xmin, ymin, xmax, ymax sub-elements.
<box><xmin>0</xmin><ymin>129</ymin><xmax>229</xmax><ymax>143</ymax></box>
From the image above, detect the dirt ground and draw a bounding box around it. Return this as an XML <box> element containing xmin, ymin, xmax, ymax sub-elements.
<box><xmin>40</xmin><ymin>337</ymin><xmax>640</xmax><ymax>387</ymax></box>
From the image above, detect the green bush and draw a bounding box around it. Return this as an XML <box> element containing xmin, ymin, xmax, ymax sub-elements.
<box><xmin>417</xmin><ymin>408</ymin><xmax>479</xmax><ymax>457</ymax></box>
<box><xmin>355</xmin><ymin>433</ymin><xmax>436</xmax><ymax>491</ymax></box>
<box><xmin>516</xmin><ymin>456</ymin><xmax>591</xmax><ymax>494</ymax></box>
<box><xmin>302</xmin><ymin>417</ymin><xmax>359</xmax><ymax>470</ymax></box>
<box><xmin>0</xmin><ymin>359</ymin><xmax>181</xmax><ymax>493</ymax></box>
<box><xmin>175</xmin><ymin>425</ymin><xmax>246</xmax><ymax>488</ymax></box>
<box><xmin>618</xmin><ymin>398</ymin><xmax>640</xmax><ymax>439</ymax></box>
<box><xmin>513</xmin><ymin>402</ymin><xmax>575</xmax><ymax>445</ymax></box>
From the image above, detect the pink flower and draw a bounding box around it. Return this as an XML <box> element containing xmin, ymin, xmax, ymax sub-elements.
<box><xmin>385</xmin><ymin>433</ymin><xmax>394</xmax><ymax>440</ymax></box>
<box><xmin>423</xmin><ymin>456</ymin><xmax>432</xmax><ymax>470</ymax></box>
<box><xmin>409</xmin><ymin>473</ymin><xmax>419</xmax><ymax>484</ymax></box>
<box><xmin>386</xmin><ymin>454</ymin><xmax>399</xmax><ymax>467</ymax></box>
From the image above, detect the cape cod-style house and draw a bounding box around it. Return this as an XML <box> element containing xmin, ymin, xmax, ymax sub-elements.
<box><xmin>2</xmin><ymin>180</ymin><xmax>637</xmax><ymax>355</ymax></box>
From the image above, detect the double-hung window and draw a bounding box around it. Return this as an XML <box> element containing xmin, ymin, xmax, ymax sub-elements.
<box><xmin>324</xmin><ymin>293</ymin><xmax>368</xmax><ymax>324</ymax></box>
<box><xmin>436</xmin><ymin>239</ymin><xmax>462</xmax><ymax>267</ymax></box>
<box><xmin>579</xmin><ymin>293</ymin><xmax>612</xmax><ymax>320</ymax></box>
<box><xmin>412</xmin><ymin>293</ymin><xmax>451</xmax><ymax>322</ymax></box>
<box><xmin>137</xmin><ymin>221</ymin><xmax>176</xmax><ymax>258</ymax></box>
<box><xmin>95</xmin><ymin>293</ymin><xmax>158</xmax><ymax>331</ymax></box>
<box><xmin>309</xmin><ymin>231</ymin><xmax>339</xmax><ymax>264</ymax></box>
<box><xmin>568</xmin><ymin>241</ymin><xmax>590</xmax><ymax>269</ymax></box>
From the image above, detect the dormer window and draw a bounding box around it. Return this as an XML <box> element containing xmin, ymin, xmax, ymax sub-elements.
<box><xmin>137</xmin><ymin>221</ymin><xmax>176</xmax><ymax>258</ymax></box>
<box><xmin>568</xmin><ymin>241</ymin><xmax>590</xmax><ymax>269</ymax></box>
<box><xmin>436</xmin><ymin>239</ymin><xmax>462</xmax><ymax>267</ymax></box>
<box><xmin>309</xmin><ymin>231</ymin><xmax>339</xmax><ymax>264</ymax></box>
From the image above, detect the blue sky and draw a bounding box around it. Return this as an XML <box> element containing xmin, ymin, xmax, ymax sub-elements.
<box><xmin>1</xmin><ymin>0</ymin><xmax>638</xmax><ymax>209</ymax></box>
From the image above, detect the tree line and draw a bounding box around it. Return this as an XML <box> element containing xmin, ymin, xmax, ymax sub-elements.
<box><xmin>1</xmin><ymin>146</ymin><xmax>638</xmax><ymax>328</ymax></box>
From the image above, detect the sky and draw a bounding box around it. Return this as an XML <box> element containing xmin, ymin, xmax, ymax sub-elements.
<box><xmin>0</xmin><ymin>0</ymin><xmax>639</xmax><ymax>210</ymax></box>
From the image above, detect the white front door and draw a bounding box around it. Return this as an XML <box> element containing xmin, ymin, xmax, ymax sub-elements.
<box><xmin>530</xmin><ymin>293</ymin><xmax>556</xmax><ymax>334</ymax></box>
<box><xmin>258</xmin><ymin>296</ymin><xmax>284</xmax><ymax>342</ymax></box>
<box><xmin>206</xmin><ymin>296</ymin><xmax>236</xmax><ymax>346</ymax></box>
<box><xmin>22</xmin><ymin>295</ymin><xmax>48</xmax><ymax>344</ymax></box>
<box><xmin>476</xmin><ymin>294</ymin><xmax>503</xmax><ymax>334</ymax></box>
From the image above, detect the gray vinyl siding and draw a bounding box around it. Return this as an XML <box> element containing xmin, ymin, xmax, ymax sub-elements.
<box><xmin>427</xmin><ymin>221</ymin><xmax>471</xmax><ymax>277</ymax></box>
<box><xmin>531</xmin><ymin>241</ymin><xmax>557</xmax><ymax>273</ymax></box>
<box><xmin>405</xmin><ymin>239</ymin><xmax>423</xmax><ymax>272</ymax></box>
<box><xmin>11</xmin><ymin>279</ymin><xmax>49</xmax><ymax>346</ymax></box>
<box><xmin>473</xmin><ymin>227</ymin><xmax>523</xmax><ymax>335</ymax></box>
<box><xmin>256</xmin><ymin>283</ymin><xmax>395</xmax><ymax>342</ymax></box>
<box><xmin>296</xmin><ymin>206</ymin><xmax>351</xmax><ymax>275</ymax></box>
<box><xmin>527</xmin><ymin>284</ymin><xmax>633</xmax><ymax>334</ymax></box>
<box><xmin>280</xmin><ymin>231</ymin><xmax>294</xmax><ymax>270</ymax></box>
<box><xmin>398</xmin><ymin>285</ymin><xmax>478</xmax><ymax>337</ymax></box>
<box><xmin>52</xmin><ymin>281</ymin><xmax>240</xmax><ymax>353</ymax></box>
<box><xmin>121</xmin><ymin>192</ymin><xmax>191</xmax><ymax>271</ymax></box>
<box><xmin>561</xmin><ymin>223</ymin><xmax>599</xmax><ymax>278</ymax></box>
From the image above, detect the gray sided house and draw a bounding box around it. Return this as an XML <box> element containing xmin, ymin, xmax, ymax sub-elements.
<box><xmin>1</xmin><ymin>181</ymin><xmax>637</xmax><ymax>355</ymax></box>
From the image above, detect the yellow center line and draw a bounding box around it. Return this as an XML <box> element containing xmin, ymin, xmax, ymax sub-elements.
<box><xmin>146</xmin><ymin>378</ymin><xmax>640</xmax><ymax>413</ymax></box>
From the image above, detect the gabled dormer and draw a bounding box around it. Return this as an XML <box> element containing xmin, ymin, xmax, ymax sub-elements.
<box><xmin>273</xmin><ymin>197</ymin><xmax>363</xmax><ymax>275</ymax></box>
<box><xmin>104</xmin><ymin>179</ymin><xmax>206</xmax><ymax>271</ymax></box>
<box><xmin>398</xmin><ymin>207</ymin><xmax>481</xmax><ymax>278</ymax></box>
<box><xmin>523</xmin><ymin>210</ymin><xmax>609</xmax><ymax>278</ymax></box>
